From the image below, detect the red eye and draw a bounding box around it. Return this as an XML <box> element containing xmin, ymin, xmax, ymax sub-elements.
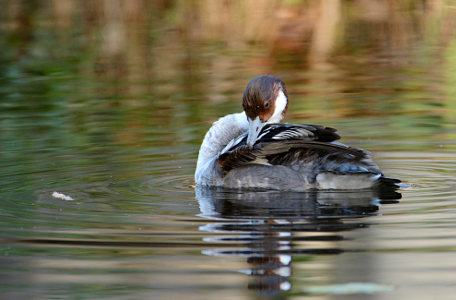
<box><xmin>264</xmin><ymin>101</ymin><xmax>270</xmax><ymax>108</ymax></box>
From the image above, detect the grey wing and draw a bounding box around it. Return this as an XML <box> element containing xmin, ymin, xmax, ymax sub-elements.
<box><xmin>217</xmin><ymin>140</ymin><xmax>375</xmax><ymax>174</ymax></box>
<box><xmin>268</xmin><ymin>143</ymin><xmax>381</xmax><ymax>174</ymax></box>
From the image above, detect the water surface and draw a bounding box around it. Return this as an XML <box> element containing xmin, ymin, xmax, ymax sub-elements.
<box><xmin>1</xmin><ymin>1</ymin><xmax>456</xmax><ymax>299</ymax></box>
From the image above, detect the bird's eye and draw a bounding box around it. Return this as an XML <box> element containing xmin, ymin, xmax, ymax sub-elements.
<box><xmin>264</xmin><ymin>100</ymin><xmax>270</xmax><ymax>108</ymax></box>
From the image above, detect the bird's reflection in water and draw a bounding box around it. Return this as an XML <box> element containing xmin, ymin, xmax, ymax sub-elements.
<box><xmin>196</xmin><ymin>186</ymin><xmax>401</xmax><ymax>296</ymax></box>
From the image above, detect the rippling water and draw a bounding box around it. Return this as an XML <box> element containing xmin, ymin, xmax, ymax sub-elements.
<box><xmin>1</xmin><ymin>1</ymin><xmax>456</xmax><ymax>299</ymax></box>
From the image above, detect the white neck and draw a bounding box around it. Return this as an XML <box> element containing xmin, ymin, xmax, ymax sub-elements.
<box><xmin>268</xmin><ymin>90</ymin><xmax>287</xmax><ymax>123</ymax></box>
<box><xmin>195</xmin><ymin>112</ymin><xmax>249</xmax><ymax>185</ymax></box>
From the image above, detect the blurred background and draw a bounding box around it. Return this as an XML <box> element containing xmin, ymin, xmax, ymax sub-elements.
<box><xmin>1</xmin><ymin>0</ymin><xmax>456</xmax><ymax>151</ymax></box>
<box><xmin>1</xmin><ymin>1</ymin><xmax>456</xmax><ymax>299</ymax></box>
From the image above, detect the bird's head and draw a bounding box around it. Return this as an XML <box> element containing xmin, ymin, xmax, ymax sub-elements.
<box><xmin>242</xmin><ymin>75</ymin><xmax>288</xmax><ymax>146</ymax></box>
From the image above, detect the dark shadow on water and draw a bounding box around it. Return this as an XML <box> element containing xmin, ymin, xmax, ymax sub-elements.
<box><xmin>196</xmin><ymin>186</ymin><xmax>401</xmax><ymax>296</ymax></box>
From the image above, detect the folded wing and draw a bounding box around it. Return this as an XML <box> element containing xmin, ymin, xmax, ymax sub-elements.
<box><xmin>218</xmin><ymin>124</ymin><xmax>370</xmax><ymax>173</ymax></box>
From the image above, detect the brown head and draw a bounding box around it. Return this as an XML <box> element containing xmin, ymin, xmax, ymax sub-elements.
<box><xmin>242</xmin><ymin>75</ymin><xmax>288</xmax><ymax>146</ymax></box>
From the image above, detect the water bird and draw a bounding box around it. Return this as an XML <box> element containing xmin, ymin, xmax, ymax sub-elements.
<box><xmin>195</xmin><ymin>75</ymin><xmax>400</xmax><ymax>191</ymax></box>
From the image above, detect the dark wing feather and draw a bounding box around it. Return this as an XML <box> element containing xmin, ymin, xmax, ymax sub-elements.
<box><xmin>258</xmin><ymin>123</ymin><xmax>340</xmax><ymax>142</ymax></box>
<box><xmin>218</xmin><ymin>139</ymin><xmax>368</xmax><ymax>173</ymax></box>
<box><xmin>225</xmin><ymin>123</ymin><xmax>340</xmax><ymax>153</ymax></box>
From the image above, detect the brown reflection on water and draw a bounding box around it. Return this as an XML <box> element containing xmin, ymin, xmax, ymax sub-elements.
<box><xmin>4</xmin><ymin>1</ymin><xmax>456</xmax><ymax>80</ymax></box>
<box><xmin>2</xmin><ymin>0</ymin><xmax>456</xmax><ymax>134</ymax></box>
<box><xmin>1</xmin><ymin>1</ymin><xmax>455</xmax><ymax>160</ymax></box>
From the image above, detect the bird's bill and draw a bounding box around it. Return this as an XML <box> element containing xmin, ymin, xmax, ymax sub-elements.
<box><xmin>247</xmin><ymin>116</ymin><xmax>265</xmax><ymax>147</ymax></box>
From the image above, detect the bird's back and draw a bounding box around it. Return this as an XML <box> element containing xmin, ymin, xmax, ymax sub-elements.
<box><xmin>217</xmin><ymin>123</ymin><xmax>398</xmax><ymax>190</ymax></box>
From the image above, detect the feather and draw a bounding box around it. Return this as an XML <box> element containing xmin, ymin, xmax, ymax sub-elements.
<box><xmin>257</xmin><ymin>123</ymin><xmax>340</xmax><ymax>143</ymax></box>
<box><xmin>225</xmin><ymin>123</ymin><xmax>340</xmax><ymax>154</ymax></box>
<box><xmin>218</xmin><ymin>138</ymin><xmax>368</xmax><ymax>173</ymax></box>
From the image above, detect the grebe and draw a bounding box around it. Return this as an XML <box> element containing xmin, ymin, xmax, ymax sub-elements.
<box><xmin>195</xmin><ymin>75</ymin><xmax>399</xmax><ymax>191</ymax></box>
